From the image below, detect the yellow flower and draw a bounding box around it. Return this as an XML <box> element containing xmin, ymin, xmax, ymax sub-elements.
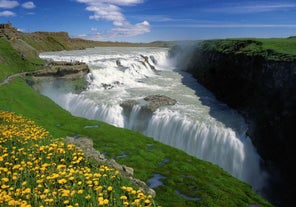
<box><xmin>1</xmin><ymin>177</ymin><xmax>9</xmax><ymax>182</ymax></box>
<box><xmin>61</xmin><ymin>189</ymin><xmax>71</xmax><ymax>197</ymax></box>
<box><xmin>120</xmin><ymin>195</ymin><xmax>127</xmax><ymax>200</ymax></box>
<box><xmin>64</xmin><ymin>200</ymin><xmax>70</xmax><ymax>205</ymax></box>
<box><xmin>1</xmin><ymin>184</ymin><xmax>9</xmax><ymax>189</ymax></box>
<box><xmin>58</xmin><ymin>179</ymin><xmax>67</xmax><ymax>184</ymax></box>
<box><xmin>107</xmin><ymin>186</ymin><xmax>113</xmax><ymax>191</ymax></box>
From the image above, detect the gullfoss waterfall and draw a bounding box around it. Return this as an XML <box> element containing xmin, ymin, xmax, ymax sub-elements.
<box><xmin>39</xmin><ymin>47</ymin><xmax>267</xmax><ymax>192</ymax></box>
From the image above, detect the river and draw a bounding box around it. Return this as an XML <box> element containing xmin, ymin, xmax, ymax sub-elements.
<box><xmin>39</xmin><ymin>46</ymin><xmax>267</xmax><ymax>192</ymax></box>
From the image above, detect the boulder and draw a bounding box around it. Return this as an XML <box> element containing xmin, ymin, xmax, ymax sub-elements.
<box><xmin>121</xmin><ymin>95</ymin><xmax>176</xmax><ymax>113</ymax></box>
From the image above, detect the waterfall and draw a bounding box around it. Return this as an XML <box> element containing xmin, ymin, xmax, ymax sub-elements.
<box><xmin>39</xmin><ymin>46</ymin><xmax>267</xmax><ymax>192</ymax></box>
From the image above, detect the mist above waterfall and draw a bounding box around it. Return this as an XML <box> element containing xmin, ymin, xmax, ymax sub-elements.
<box><xmin>38</xmin><ymin>46</ymin><xmax>268</xmax><ymax>192</ymax></box>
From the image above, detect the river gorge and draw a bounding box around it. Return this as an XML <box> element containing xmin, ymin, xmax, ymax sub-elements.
<box><xmin>36</xmin><ymin>46</ymin><xmax>268</xmax><ymax>197</ymax></box>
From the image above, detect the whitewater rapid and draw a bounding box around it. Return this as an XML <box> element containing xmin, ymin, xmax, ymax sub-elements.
<box><xmin>39</xmin><ymin>46</ymin><xmax>267</xmax><ymax>191</ymax></box>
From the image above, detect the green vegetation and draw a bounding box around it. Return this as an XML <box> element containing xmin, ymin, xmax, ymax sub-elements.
<box><xmin>0</xmin><ymin>28</ymin><xmax>274</xmax><ymax>206</ymax></box>
<box><xmin>199</xmin><ymin>37</ymin><xmax>296</xmax><ymax>61</ymax></box>
<box><xmin>0</xmin><ymin>110</ymin><xmax>157</xmax><ymax>207</ymax></box>
<box><xmin>0</xmin><ymin>78</ymin><xmax>272</xmax><ymax>207</ymax></box>
<box><xmin>0</xmin><ymin>38</ymin><xmax>43</xmax><ymax>80</ymax></box>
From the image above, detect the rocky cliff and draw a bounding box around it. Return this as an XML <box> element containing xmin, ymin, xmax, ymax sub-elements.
<box><xmin>184</xmin><ymin>39</ymin><xmax>296</xmax><ymax>207</ymax></box>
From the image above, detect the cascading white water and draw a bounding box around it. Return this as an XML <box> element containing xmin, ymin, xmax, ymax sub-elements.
<box><xmin>39</xmin><ymin>46</ymin><xmax>267</xmax><ymax>191</ymax></box>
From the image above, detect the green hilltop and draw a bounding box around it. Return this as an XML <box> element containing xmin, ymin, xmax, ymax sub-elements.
<box><xmin>198</xmin><ymin>37</ymin><xmax>296</xmax><ymax>61</ymax></box>
<box><xmin>0</xmin><ymin>24</ymin><xmax>273</xmax><ymax>207</ymax></box>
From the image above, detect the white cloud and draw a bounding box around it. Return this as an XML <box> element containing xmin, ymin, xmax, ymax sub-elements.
<box><xmin>76</xmin><ymin>0</ymin><xmax>150</xmax><ymax>40</ymax></box>
<box><xmin>22</xmin><ymin>1</ymin><xmax>36</xmax><ymax>9</ymax></box>
<box><xmin>206</xmin><ymin>2</ymin><xmax>296</xmax><ymax>14</ymax></box>
<box><xmin>0</xmin><ymin>10</ymin><xmax>15</xmax><ymax>16</ymax></box>
<box><xmin>110</xmin><ymin>20</ymin><xmax>150</xmax><ymax>37</ymax></box>
<box><xmin>77</xmin><ymin>0</ymin><xmax>143</xmax><ymax>6</ymax></box>
<box><xmin>170</xmin><ymin>24</ymin><xmax>296</xmax><ymax>28</ymax></box>
<box><xmin>86</xmin><ymin>3</ymin><xmax>127</xmax><ymax>26</ymax></box>
<box><xmin>80</xmin><ymin>21</ymin><xmax>150</xmax><ymax>40</ymax></box>
<box><xmin>0</xmin><ymin>0</ymin><xmax>19</xmax><ymax>9</ymax></box>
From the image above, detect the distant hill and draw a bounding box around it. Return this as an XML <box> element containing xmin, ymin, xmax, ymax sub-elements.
<box><xmin>0</xmin><ymin>23</ymin><xmax>172</xmax><ymax>79</ymax></box>
<box><xmin>0</xmin><ymin>23</ymin><xmax>172</xmax><ymax>57</ymax></box>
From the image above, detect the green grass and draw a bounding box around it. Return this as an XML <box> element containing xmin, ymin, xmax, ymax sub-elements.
<box><xmin>199</xmin><ymin>37</ymin><xmax>296</xmax><ymax>61</ymax></box>
<box><xmin>0</xmin><ymin>38</ymin><xmax>43</xmax><ymax>80</ymax></box>
<box><xmin>0</xmin><ymin>110</ymin><xmax>157</xmax><ymax>207</ymax></box>
<box><xmin>0</xmin><ymin>77</ymin><xmax>273</xmax><ymax>207</ymax></box>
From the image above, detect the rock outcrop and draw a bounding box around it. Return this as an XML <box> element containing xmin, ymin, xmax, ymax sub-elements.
<box><xmin>65</xmin><ymin>136</ymin><xmax>156</xmax><ymax>197</ymax></box>
<box><xmin>121</xmin><ymin>95</ymin><xmax>177</xmax><ymax>113</ymax></box>
<box><xmin>184</xmin><ymin>40</ymin><xmax>296</xmax><ymax>207</ymax></box>
<box><xmin>29</xmin><ymin>61</ymin><xmax>90</xmax><ymax>79</ymax></box>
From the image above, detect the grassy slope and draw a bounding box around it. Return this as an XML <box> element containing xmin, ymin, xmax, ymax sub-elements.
<box><xmin>0</xmin><ymin>38</ymin><xmax>43</xmax><ymax>79</ymax></box>
<box><xmin>200</xmin><ymin>36</ymin><xmax>296</xmax><ymax>61</ymax></box>
<box><xmin>0</xmin><ymin>32</ymin><xmax>273</xmax><ymax>206</ymax></box>
<box><xmin>0</xmin><ymin>78</ymin><xmax>272</xmax><ymax>207</ymax></box>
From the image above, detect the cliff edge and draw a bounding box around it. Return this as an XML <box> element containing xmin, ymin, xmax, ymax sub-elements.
<box><xmin>185</xmin><ymin>38</ymin><xmax>296</xmax><ymax>207</ymax></box>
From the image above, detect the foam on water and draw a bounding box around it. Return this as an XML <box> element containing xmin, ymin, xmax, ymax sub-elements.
<box><xmin>39</xmin><ymin>47</ymin><xmax>267</xmax><ymax>192</ymax></box>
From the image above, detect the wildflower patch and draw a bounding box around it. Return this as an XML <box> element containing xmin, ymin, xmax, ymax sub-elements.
<box><xmin>0</xmin><ymin>110</ymin><xmax>157</xmax><ymax>206</ymax></box>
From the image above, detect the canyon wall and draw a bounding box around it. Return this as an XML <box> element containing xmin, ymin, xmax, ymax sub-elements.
<box><xmin>185</xmin><ymin>39</ymin><xmax>296</xmax><ymax>206</ymax></box>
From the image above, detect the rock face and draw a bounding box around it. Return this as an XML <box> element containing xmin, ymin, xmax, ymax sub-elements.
<box><xmin>185</xmin><ymin>41</ymin><xmax>296</xmax><ymax>207</ymax></box>
<box><xmin>30</xmin><ymin>61</ymin><xmax>90</xmax><ymax>79</ymax></box>
<box><xmin>120</xmin><ymin>95</ymin><xmax>177</xmax><ymax>131</ymax></box>
<box><xmin>121</xmin><ymin>95</ymin><xmax>177</xmax><ymax>113</ymax></box>
<box><xmin>144</xmin><ymin>95</ymin><xmax>177</xmax><ymax>112</ymax></box>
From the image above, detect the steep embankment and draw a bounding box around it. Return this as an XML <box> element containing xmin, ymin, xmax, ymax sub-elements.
<box><xmin>186</xmin><ymin>38</ymin><xmax>296</xmax><ymax>207</ymax></box>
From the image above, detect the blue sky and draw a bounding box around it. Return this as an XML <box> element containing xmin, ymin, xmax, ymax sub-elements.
<box><xmin>1</xmin><ymin>0</ymin><xmax>296</xmax><ymax>42</ymax></box>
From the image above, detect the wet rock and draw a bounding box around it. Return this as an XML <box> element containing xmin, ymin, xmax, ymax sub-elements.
<box><xmin>120</xmin><ymin>100</ymin><xmax>140</xmax><ymax>109</ymax></box>
<box><xmin>29</xmin><ymin>61</ymin><xmax>90</xmax><ymax>79</ymax></box>
<box><xmin>116</xmin><ymin>59</ymin><xmax>122</xmax><ymax>67</ymax></box>
<box><xmin>140</xmin><ymin>54</ymin><xmax>157</xmax><ymax>71</ymax></box>
<box><xmin>121</xmin><ymin>95</ymin><xmax>177</xmax><ymax>113</ymax></box>
<box><xmin>150</xmin><ymin>55</ymin><xmax>157</xmax><ymax>65</ymax></box>
<box><xmin>144</xmin><ymin>94</ymin><xmax>177</xmax><ymax>112</ymax></box>
<box><xmin>101</xmin><ymin>81</ymin><xmax>123</xmax><ymax>89</ymax></box>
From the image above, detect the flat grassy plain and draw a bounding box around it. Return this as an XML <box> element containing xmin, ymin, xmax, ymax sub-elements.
<box><xmin>0</xmin><ymin>32</ymin><xmax>274</xmax><ymax>206</ymax></box>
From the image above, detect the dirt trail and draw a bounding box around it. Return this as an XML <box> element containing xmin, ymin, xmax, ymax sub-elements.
<box><xmin>0</xmin><ymin>72</ymin><xmax>28</xmax><ymax>86</ymax></box>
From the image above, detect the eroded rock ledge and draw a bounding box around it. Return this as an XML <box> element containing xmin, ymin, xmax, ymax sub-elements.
<box><xmin>120</xmin><ymin>94</ymin><xmax>177</xmax><ymax>112</ymax></box>
<box><xmin>29</xmin><ymin>61</ymin><xmax>90</xmax><ymax>79</ymax></box>
<box><xmin>65</xmin><ymin>136</ymin><xmax>156</xmax><ymax>197</ymax></box>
